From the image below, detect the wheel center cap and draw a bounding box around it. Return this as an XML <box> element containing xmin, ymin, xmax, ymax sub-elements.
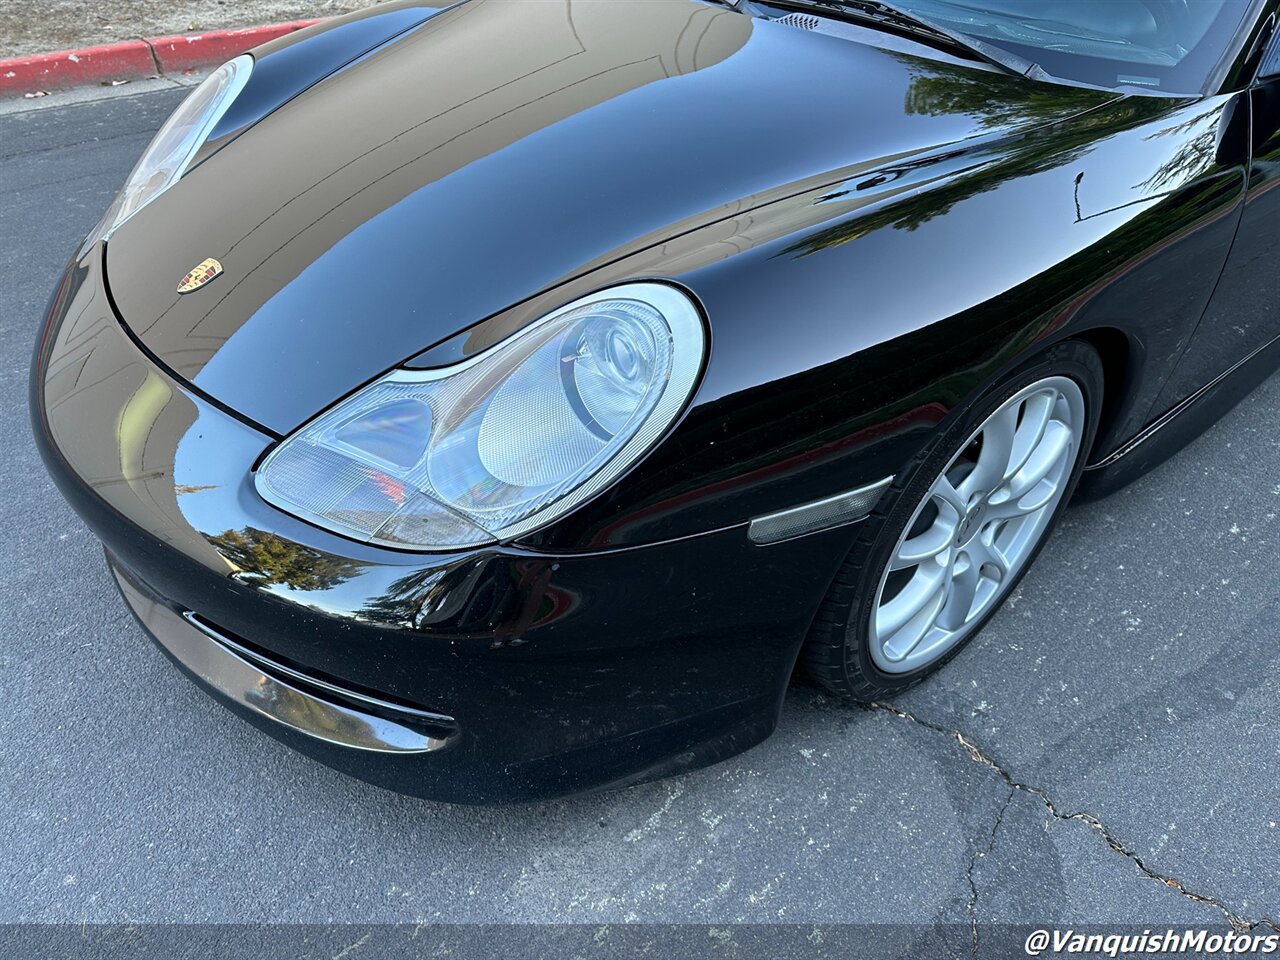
<box><xmin>955</xmin><ymin>503</ymin><xmax>986</xmax><ymax>546</ymax></box>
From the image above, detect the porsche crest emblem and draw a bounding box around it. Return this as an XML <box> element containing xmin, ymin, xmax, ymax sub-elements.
<box><xmin>177</xmin><ymin>258</ymin><xmax>224</xmax><ymax>295</ymax></box>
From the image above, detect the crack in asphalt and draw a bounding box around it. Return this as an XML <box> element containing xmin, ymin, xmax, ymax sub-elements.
<box><xmin>866</xmin><ymin>702</ymin><xmax>1280</xmax><ymax>935</ymax></box>
<box><xmin>966</xmin><ymin>787</ymin><xmax>1012</xmax><ymax>951</ymax></box>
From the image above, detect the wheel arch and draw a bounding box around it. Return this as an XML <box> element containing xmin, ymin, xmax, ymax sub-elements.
<box><xmin>1066</xmin><ymin>324</ymin><xmax>1145</xmax><ymax>466</ymax></box>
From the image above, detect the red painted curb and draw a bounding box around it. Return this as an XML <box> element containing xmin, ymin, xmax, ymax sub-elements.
<box><xmin>0</xmin><ymin>40</ymin><xmax>155</xmax><ymax>94</ymax></box>
<box><xmin>150</xmin><ymin>21</ymin><xmax>320</xmax><ymax>75</ymax></box>
<box><xmin>0</xmin><ymin>20</ymin><xmax>321</xmax><ymax>96</ymax></box>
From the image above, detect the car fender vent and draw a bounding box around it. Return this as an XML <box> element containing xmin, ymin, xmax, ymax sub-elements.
<box><xmin>776</xmin><ymin>12</ymin><xmax>820</xmax><ymax>30</ymax></box>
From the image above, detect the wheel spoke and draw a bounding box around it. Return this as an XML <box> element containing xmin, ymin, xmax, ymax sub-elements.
<box><xmin>1006</xmin><ymin>391</ymin><xmax>1054</xmax><ymax>480</ymax></box>
<box><xmin>961</xmin><ymin>402</ymin><xmax>1018</xmax><ymax>500</ymax></box>
<box><xmin>1004</xmin><ymin>419</ymin><xmax>1072</xmax><ymax>502</ymax></box>
<box><xmin>932</xmin><ymin>475</ymin><xmax>968</xmax><ymax>514</ymax></box>
<box><xmin>891</xmin><ymin>516</ymin><xmax>955</xmax><ymax>571</ymax></box>
<box><xmin>881</xmin><ymin>582</ymin><xmax>948</xmax><ymax>662</ymax></box>
<box><xmin>876</xmin><ymin>565</ymin><xmax>946</xmax><ymax>642</ymax></box>
<box><xmin>969</xmin><ymin>534</ymin><xmax>1010</xmax><ymax>583</ymax></box>
<box><xmin>937</xmin><ymin>554</ymin><xmax>978</xmax><ymax>631</ymax></box>
<box><xmin>986</xmin><ymin>479</ymin><xmax>1057</xmax><ymax>521</ymax></box>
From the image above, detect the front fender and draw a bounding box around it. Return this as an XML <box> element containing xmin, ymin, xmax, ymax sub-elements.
<box><xmin>510</xmin><ymin>93</ymin><xmax>1246</xmax><ymax>550</ymax></box>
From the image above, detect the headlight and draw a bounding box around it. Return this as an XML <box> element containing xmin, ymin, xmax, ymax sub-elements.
<box><xmin>101</xmin><ymin>55</ymin><xmax>253</xmax><ymax>236</ymax></box>
<box><xmin>255</xmin><ymin>283</ymin><xmax>707</xmax><ymax>550</ymax></box>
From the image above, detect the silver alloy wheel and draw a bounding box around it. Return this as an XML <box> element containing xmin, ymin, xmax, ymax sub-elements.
<box><xmin>870</xmin><ymin>376</ymin><xmax>1086</xmax><ymax>673</ymax></box>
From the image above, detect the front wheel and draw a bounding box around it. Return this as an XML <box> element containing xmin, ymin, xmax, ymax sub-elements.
<box><xmin>801</xmin><ymin>340</ymin><xmax>1104</xmax><ymax>701</ymax></box>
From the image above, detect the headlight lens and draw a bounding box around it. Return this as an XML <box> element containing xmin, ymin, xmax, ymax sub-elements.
<box><xmin>102</xmin><ymin>55</ymin><xmax>253</xmax><ymax>235</ymax></box>
<box><xmin>255</xmin><ymin>283</ymin><xmax>706</xmax><ymax>550</ymax></box>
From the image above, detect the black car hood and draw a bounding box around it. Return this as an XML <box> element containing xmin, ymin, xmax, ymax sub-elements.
<box><xmin>105</xmin><ymin>0</ymin><xmax>1113</xmax><ymax>434</ymax></box>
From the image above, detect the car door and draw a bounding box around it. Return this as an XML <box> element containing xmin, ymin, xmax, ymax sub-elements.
<box><xmin>1153</xmin><ymin>29</ymin><xmax>1280</xmax><ymax>410</ymax></box>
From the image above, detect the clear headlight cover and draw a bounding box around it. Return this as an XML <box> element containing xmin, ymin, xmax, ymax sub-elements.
<box><xmin>102</xmin><ymin>55</ymin><xmax>253</xmax><ymax>235</ymax></box>
<box><xmin>255</xmin><ymin>284</ymin><xmax>707</xmax><ymax>550</ymax></box>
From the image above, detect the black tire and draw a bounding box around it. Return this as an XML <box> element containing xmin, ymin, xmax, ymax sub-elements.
<box><xmin>800</xmin><ymin>339</ymin><xmax>1105</xmax><ymax>701</ymax></box>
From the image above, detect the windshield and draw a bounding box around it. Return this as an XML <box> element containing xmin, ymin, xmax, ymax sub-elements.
<box><xmin>883</xmin><ymin>0</ymin><xmax>1256</xmax><ymax>94</ymax></box>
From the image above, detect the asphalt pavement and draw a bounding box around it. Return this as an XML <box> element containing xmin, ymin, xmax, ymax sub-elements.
<box><xmin>2</xmin><ymin>89</ymin><xmax>1278</xmax><ymax>955</ymax></box>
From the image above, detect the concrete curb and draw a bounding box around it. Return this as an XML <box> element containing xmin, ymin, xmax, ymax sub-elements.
<box><xmin>0</xmin><ymin>21</ymin><xmax>321</xmax><ymax>96</ymax></box>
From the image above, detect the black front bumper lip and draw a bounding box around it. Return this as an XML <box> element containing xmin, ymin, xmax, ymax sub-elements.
<box><xmin>111</xmin><ymin>558</ymin><xmax>456</xmax><ymax>755</ymax></box>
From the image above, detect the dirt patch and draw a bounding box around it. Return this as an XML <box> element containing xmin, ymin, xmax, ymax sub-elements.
<box><xmin>1</xmin><ymin>1</ymin><xmax>395</xmax><ymax>59</ymax></box>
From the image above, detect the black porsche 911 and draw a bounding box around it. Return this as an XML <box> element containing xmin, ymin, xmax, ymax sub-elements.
<box><xmin>31</xmin><ymin>0</ymin><xmax>1280</xmax><ymax>802</ymax></box>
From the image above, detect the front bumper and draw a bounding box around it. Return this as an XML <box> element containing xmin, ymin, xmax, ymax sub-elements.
<box><xmin>31</xmin><ymin>249</ymin><xmax>858</xmax><ymax>803</ymax></box>
<box><xmin>111</xmin><ymin>561</ymin><xmax>456</xmax><ymax>754</ymax></box>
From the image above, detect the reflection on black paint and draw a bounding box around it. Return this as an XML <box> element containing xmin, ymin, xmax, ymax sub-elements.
<box><xmin>205</xmin><ymin>527</ymin><xmax>362</xmax><ymax>591</ymax></box>
<box><xmin>782</xmin><ymin>92</ymin><xmax>1174</xmax><ymax>259</ymax></box>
